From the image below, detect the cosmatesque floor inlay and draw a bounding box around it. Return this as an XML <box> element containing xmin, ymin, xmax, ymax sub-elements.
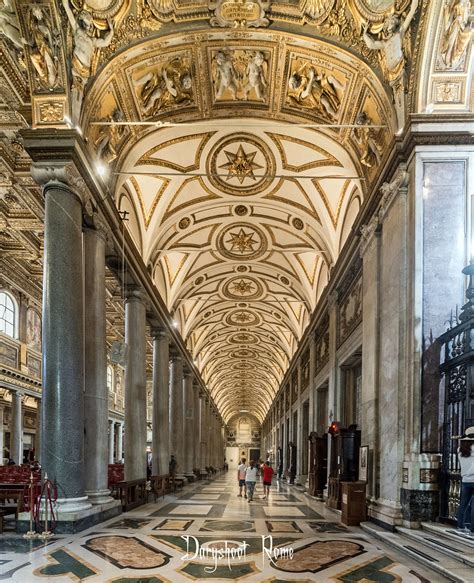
<box><xmin>0</xmin><ymin>474</ymin><xmax>448</xmax><ymax>582</ymax></box>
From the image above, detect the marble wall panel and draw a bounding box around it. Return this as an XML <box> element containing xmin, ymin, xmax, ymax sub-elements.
<box><xmin>421</xmin><ymin>160</ymin><xmax>466</xmax><ymax>452</ymax></box>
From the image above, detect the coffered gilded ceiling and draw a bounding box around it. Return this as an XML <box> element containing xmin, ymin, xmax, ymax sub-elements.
<box><xmin>112</xmin><ymin>119</ymin><xmax>364</xmax><ymax>422</ymax></box>
<box><xmin>75</xmin><ymin>24</ymin><xmax>398</xmax><ymax>423</ymax></box>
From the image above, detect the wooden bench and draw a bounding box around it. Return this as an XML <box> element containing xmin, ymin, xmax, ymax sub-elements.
<box><xmin>0</xmin><ymin>506</ymin><xmax>17</xmax><ymax>533</ymax></box>
<box><xmin>112</xmin><ymin>479</ymin><xmax>148</xmax><ymax>511</ymax></box>
<box><xmin>169</xmin><ymin>476</ymin><xmax>184</xmax><ymax>492</ymax></box>
<box><xmin>150</xmin><ymin>475</ymin><xmax>169</xmax><ymax>502</ymax></box>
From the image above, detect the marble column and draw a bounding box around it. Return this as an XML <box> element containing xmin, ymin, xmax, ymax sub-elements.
<box><xmin>108</xmin><ymin>420</ymin><xmax>115</xmax><ymax>464</ymax></box>
<box><xmin>296</xmin><ymin>362</ymin><xmax>304</xmax><ymax>483</ymax></box>
<box><xmin>183</xmin><ymin>370</ymin><xmax>195</xmax><ymax>477</ymax></box>
<box><xmin>193</xmin><ymin>382</ymin><xmax>200</xmax><ymax>471</ymax></box>
<box><xmin>124</xmin><ymin>289</ymin><xmax>147</xmax><ymax>482</ymax></box>
<box><xmin>151</xmin><ymin>329</ymin><xmax>169</xmax><ymax>476</ymax></box>
<box><xmin>40</xmin><ymin>177</ymin><xmax>90</xmax><ymax>512</ymax></box>
<box><xmin>84</xmin><ymin>226</ymin><xmax>111</xmax><ymax>504</ymax></box>
<box><xmin>0</xmin><ymin>405</ymin><xmax>4</xmax><ymax>464</ymax></box>
<box><xmin>10</xmin><ymin>391</ymin><xmax>23</xmax><ymax>465</ymax></box>
<box><xmin>35</xmin><ymin>399</ymin><xmax>41</xmax><ymax>464</ymax></box>
<box><xmin>205</xmin><ymin>402</ymin><xmax>212</xmax><ymax>468</ymax></box>
<box><xmin>169</xmin><ymin>354</ymin><xmax>184</xmax><ymax>473</ymax></box>
<box><xmin>117</xmin><ymin>422</ymin><xmax>124</xmax><ymax>462</ymax></box>
<box><xmin>199</xmin><ymin>394</ymin><xmax>207</xmax><ymax>471</ymax></box>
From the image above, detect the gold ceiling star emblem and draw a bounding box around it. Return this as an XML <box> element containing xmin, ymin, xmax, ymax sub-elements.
<box><xmin>234</xmin><ymin>311</ymin><xmax>252</xmax><ymax>323</ymax></box>
<box><xmin>226</xmin><ymin>228</ymin><xmax>258</xmax><ymax>254</ymax></box>
<box><xmin>219</xmin><ymin>144</ymin><xmax>263</xmax><ymax>183</ymax></box>
<box><xmin>231</xmin><ymin>279</ymin><xmax>255</xmax><ymax>295</ymax></box>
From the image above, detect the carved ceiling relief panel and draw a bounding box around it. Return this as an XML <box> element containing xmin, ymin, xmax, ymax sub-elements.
<box><xmin>314</xmin><ymin>315</ymin><xmax>330</xmax><ymax>373</ymax></box>
<box><xmin>301</xmin><ymin>348</ymin><xmax>310</xmax><ymax>391</ymax></box>
<box><xmin>428</xmin><ymin>0</ymin><xmax>473</xmax><ymax>110</ymax></box>
<box><xmin>15</xmin><ymin>1</ymin><xmax>69</xmax><ymax>127</ymax></box>
<box><xmin>337</xmin><ymin>274</ymin><xmax>363</xmax><ymax>348</ymax></box>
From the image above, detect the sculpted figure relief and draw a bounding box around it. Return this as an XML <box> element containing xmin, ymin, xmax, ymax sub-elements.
<box><xmin>25</xmin><ymin>6</ymin><xmax>60</xmax><ymax>90</ymax></box>
<box><xmin>95</xmin><ymin>108</ymin><xmax>125</xmax><ymax>163</ymax></box>
<box><xmin>213</xmin><ymin>51</ymin><xmax>238</xmax><ymax>100</ymax></box>
<box><xmin>212</xmin><ymin>49</ymin><xmax>269</xmax><ymax>101</ymax></box>
<box><xmin>0</xmin><ymin>0</ymin><xmax>22</xmax><ymax>50</ymax></box>
<box><xmin>288</xmin><ymin>63</ymin><xmax>343</xmax><ymax>119</ymax></box>
<box><xmin>62</xmin><ymin>0</ymin><xmax>114</xmax><ymax>122</ymax></box>
<box><xmin>353</xmin><ymin>111</ymin><xmax>382</xmax><ymax>168</ymax></box>
<box><xmin>244</xmin><ymin>51</ymin><xmax>267</xmax><ymax>101</ymax></box>
<box><xmin>134</xmin><ymin>57</ymin><xmax>193</xmax><ymax>116</ymax></box>
<box><xmin>362</xmin><ymin>0</ymin><xmax>418</xmax><ymax>129</ymax></box>
<box><xmin>439</xmin><ymin>0</ymin><xmax>472</xmax><ymax>69</ymax></box>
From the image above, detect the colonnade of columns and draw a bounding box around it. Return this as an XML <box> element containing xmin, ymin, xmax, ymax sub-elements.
<box><xmin>0</xmin><ymin>392</ymin><xmax>42</xmax><ymax>465</ymax></box>
<box><xmin>30</xmin><ymin>159</ymin><xmax>223</xmax><ymax>518</ymax></box>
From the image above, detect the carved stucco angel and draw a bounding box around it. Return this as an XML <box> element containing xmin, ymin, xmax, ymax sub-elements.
<box><xmin>62</xmin><ymin>0</ymin><xmax>114</xmax><ymax>121</ymax></box>
<box><xmin>243</xmin><ymin>51</ymin><xmax>268</xmax><ymax>101</ymax></box>
<box><xmin>353</xmin><ymin>111</ymin><xmax>382</xmax><ymax>168</ymax></box>
<box><xmin>134</xmin><ymin>57</ymin><xmax>192</xmax><ymax>116</ymax></box>
<box><xmin>288</xmin><ymin>63</ymin><xmax>342</xmax><ymax>119</ymax></box>
<box><xmin>94</xmin><ymin>108</ymin><xmax>125</xmax><ymax>163</ymax></box>
<box><xmin>25</xmin><ymin>6</ymin><xmax>61</xmax><ymax>90</ymax></box>
<box><xmin>213</xmin><ymin>51</ymin><xmax>238</xmax><ymax>100</ymax></box>
<box><xmin>362</xmin><ymin>0</ymin><xmax>419</xmax><ymax>129</ymax></box>
<box><xmin>0</xmin><ymin>0</ymin><xmax>22</xmax><ymax>50</ymax></box>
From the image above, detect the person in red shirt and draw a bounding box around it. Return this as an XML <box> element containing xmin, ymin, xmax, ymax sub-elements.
<box><xmin>262</xmin><ymin>461</ymin><xmax>274</xmax><ymax>499</ymax></box>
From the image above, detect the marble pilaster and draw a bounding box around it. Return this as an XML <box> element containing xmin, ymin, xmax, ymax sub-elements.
<box><xmin>124</xmin><ymin>289</ymin><xmax>147</xmax><ymax>482</ymax></box>
<box><xmin>183</xmin><ymin>370</ymin><xmax>195</xmax><ymax>477</ymax></box>
<box><xmin>169</xmin><ymin>354</ymin><xmax>184</xmax><ymax>473</ymax></box>
<box><xmin>84</xmin><ymin>226</ymin><xmax>112</xmax><ymax>504</ymax></box>
<box><xmin>151</xmin><ymin>329</ymin><xmax>169</xmax><ymax>476</ymax></box>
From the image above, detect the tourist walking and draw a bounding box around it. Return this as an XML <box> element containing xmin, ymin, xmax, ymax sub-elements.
<box><xmin>237</xmin><ymin>458</ymin><xmax>247</xmax><ymax>498</ymax></box>
<box><xmin>245</xmin><ymin>460</ymin><xmax>258</xmax><ymax>502</ymax></box>
<box><xmin>262</xmin><ymin>461</ymin><xmax>274</xmax><ymax>499</ymax></box>
<box><xmin>458</xmin><ymin>427</ymin><xmax>474</xmax><ymax>535</ymax></box>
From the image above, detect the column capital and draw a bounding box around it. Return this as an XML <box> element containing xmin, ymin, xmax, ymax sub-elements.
<box><xmin>10</xmin><ymin>389</ymin><xmax>24</xmax><ymax>398</ymax></box>
<box><xmin>183</xmin><ymin>367</ymin><xmax>193</xmax><ymax>379</ymax></box>
<box><xmin>151</xmin><ymin>327</ymin><xmax>168</xmax><ymax>339</ymax></box>
<box><xmin>169</xmin><ymin>347</ymin><xmax>182</xmax><ymax>361</ymax></box>
<box><xmin>125</xmin><ymin>286</ymin><xmax>147</xmax><ymax>305</ymax></box>
<box><xmin>31</xmin><ymin>161</ymin><xmax>89</xmax><ymax>205</ymax></box>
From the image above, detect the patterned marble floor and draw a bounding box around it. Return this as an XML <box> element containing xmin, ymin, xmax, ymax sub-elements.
<box><xmin>0</xmin><ymin>474</ymin><xmax>448</xmax><ymax>582</ymax></box>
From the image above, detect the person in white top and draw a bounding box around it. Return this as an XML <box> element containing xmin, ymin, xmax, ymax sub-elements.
<box><xmin>245</xmin><ymin>460</ymin><xmax>258</xmax><ymax>502</ymax></box>
<box><xmin>457</xmin><ymin>426</ymin><xmax>474</xmax><ymax>535</ymax></box>
<box><xmin>237</xmin><ymin>458</ymin><xmax>247</xmax><ymax>498</ymax></box>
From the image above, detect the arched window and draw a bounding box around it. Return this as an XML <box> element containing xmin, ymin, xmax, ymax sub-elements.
<box><xmin>0</xmin><ymin>291</ymin><xmax>17</xmax><ymax>339</ymax></box>
<box><xmin>107</xmin><ymin>365</ymin><xmax>113</xmax><ymax>393</ymax></box>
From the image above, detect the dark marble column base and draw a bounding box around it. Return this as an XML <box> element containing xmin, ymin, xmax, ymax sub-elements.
<box><xmin>400</xmin><ymin>488</ymin><xmax>440</xmax><ymax>524</ymax></box>
<box><xmin>16</xmin><ymin>499</ymin><xmax>121</xmax><ymax>534</ymax></box>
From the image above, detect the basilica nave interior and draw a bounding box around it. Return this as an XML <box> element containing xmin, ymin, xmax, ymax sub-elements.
<box><xmin>0</xmin><ymin>0</ymin><xmax>473</xmax><ymax>581</ymax></box>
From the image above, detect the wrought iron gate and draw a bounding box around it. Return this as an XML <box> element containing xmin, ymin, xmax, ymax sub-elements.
<box><xmin>439</xmin><ymin>263</ymin><xmax>474</xmax><ymax>522</ymax></box>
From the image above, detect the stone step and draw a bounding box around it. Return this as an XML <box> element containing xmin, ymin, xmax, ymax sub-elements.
<box><xmin>360</xmin><ymin>522</ymin><xmax>474</xmax><ymax>583</ymax></box>
<box><xmin>421</xmin><ymin>522</ymin><xmax>474</xmax><ymax>550</ymax></box>
<box><xmin>397</xmin><ymin>526</ymin><xmax>474</xmax><ymax>568</ymax></box>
